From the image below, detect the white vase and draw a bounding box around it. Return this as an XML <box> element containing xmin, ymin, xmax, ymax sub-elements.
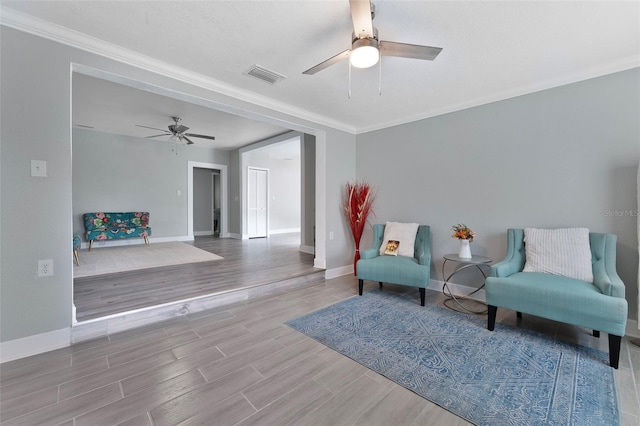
<box><xmin>458</xmin><ymin>239</ymin><xmax>472</xmax><ymax>258</ymax></box>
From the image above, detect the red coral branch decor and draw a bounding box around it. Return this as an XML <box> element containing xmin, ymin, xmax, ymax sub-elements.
<box><xmin>344</xmin><ymin>180</ymin><xmax>376</xmax><ymax>275</ymax></box>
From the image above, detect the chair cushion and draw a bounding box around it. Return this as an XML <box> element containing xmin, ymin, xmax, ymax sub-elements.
<box><xmin>486</xmin><ymin>272</ymin><xmax>627</xmax><ymax>336</ymax></box>
<box><xmin>357</xmin><ymin>255</ymin><xmax>429</xmax><ymax>288</ymax></box>
<box><xmin>523</xmin><ymin>227</ymin><xmax>593</xmax><ymax>283</ymax></box>
<box><xmin>378</xmin><ymin>222</ymin><xmax>419</xmax><ymax>257</ymax></box>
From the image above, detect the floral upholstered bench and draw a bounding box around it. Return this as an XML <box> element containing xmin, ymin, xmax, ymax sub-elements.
<box><xmin>83</xmin><ymin>212</ymin><xmax>151</xmax><ymax>250</ymax></box>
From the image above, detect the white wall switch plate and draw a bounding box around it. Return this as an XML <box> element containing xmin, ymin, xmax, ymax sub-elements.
<box><xmin>37</xmin><ymin>259</ymin><xmax>54</xmax><ymax>277</ymax></box>
<box><xmin>31</xmin><ymin>160</ymin><xmax>47</xmax><ymax>177</ymax></box>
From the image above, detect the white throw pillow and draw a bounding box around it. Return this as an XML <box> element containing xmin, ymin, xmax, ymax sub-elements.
<box><xmin>523</xmin><ymin>227</ymin><xmax>593</xmax><ymax>283</ymax></box>
<box><xmin>379</xmin><ymin>222</ymin><xmax>419</xmax><ymax>258</ymax></box>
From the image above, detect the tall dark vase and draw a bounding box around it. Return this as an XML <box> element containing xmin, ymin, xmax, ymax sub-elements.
<box><xmin>353</xmin><ymin>249</ymin><xmax>360</xmax><ymax>275</ymax></box>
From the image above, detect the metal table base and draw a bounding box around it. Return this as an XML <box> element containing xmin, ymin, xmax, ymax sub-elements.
<box><xmin>441</xmin><ymin>254</ymin><xmax>491</xmax><ymax>314</ymax></box>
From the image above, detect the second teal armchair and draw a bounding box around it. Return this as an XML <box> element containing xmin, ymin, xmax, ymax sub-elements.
<box><xmin>486</xmin><ymin>228</ymin><xmax>628</xmax><ymax>368</ymax></box>
<box><xmin>356</xmin><ymin>224</ymin><xmax>431</xmax><ymax>305</ymax></box>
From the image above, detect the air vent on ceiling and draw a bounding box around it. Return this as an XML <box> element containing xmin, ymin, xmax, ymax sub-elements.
<box><xmin>245</xmin><ymin>65</ymin><xmax>287</xmax><ymax>85</ymax></box>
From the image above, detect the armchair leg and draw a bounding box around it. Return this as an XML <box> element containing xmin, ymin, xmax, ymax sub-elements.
<box><xmin>593</xmin><ymin>330</ymin><xmax>600</xmax><ymax>338</ymax></box>
<box><xmin>358</xmin><ymin>279</ymin><xmax>364</xmax><ymax>296</ymax></box>
<box><xmin>73</xmin><ymin>250</ymin><xmax>80</xmax><ymax>266</ymax></box>
<box><xmin>608</xmin><ymin>334</ymin><xmax>621</xmax><ymax>369</ymax></box>
<box><xmin>88</xmin><ymin>240</ymin><xmax>93</xmax><ymax>251</ymax></box>
<box><xmin>419</xmin><ymin>288</ymin><xmax>425</xmax><ymax>306</ymax></box>
<box><xmin>488</xmin><ymin>305</ymin><xmax>497</xmax><ymax>331</ymax></box>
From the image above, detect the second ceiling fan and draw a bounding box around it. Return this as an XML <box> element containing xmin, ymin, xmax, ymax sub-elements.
<box><xmin>136</xmin><ymin>116</ymin><xmax>215</xmax><ymax>145</ymax></box>
<box><xmin>302</xmin><ymin>0</ymin><xmax>442</xmax><ymax>75</ymax></box>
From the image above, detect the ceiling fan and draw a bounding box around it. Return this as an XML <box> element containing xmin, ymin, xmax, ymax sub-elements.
<box><xmin>302</xmin><ymin>0</ymin><xmax>442</xmax><ymax>75</ymax></box>
<box><xmin>135</xmin><ymin>116</ymin><xmax>216</xmax><ymax>145</ymax></box>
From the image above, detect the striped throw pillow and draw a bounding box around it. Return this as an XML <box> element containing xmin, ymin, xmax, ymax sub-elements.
<box><xmin>523</xmin><ymin>228</ymin><xmax>593</xmax><ymax>283</ymax></box>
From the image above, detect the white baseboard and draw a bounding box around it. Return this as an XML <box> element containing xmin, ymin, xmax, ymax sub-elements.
<box><xmin>325</xmin><ymin>265</ymin><xmax>353</xmax><ymax>279</ymax></box>
<box><xmin>299</xmin><ymin>245</ymin><xmax>315</xmax><ymax>255</ymax></box>
<box><xmin>314</xmin><ymin>258</ymin><xmax>326</xmax><ymax>269</ymax></box>
<box><xmin>269</xmin><ymin>228</ymin><xmax>301</xmax><ymax>235</ymax></box>
<box><xmin>226</xmin><ymin>233</ymin><xmax>242</xmax><ymax>239</ymax></box>
<box><xmin>0</xmin><ymin>328</ymin><xmax>71</xmax><ymax>363</ymax></box>
<box><xmin>80</xmin><ymin>235</ymin><xmax>193</xmax><ymax>249</ymax></box>
<box><xmin>193</xmin><ymin>230</ymin><xmax>214</xmax><ymax>237</ymax></box>
<box><xmin>626</xmin><ymin>319</ymin><xmax>640</xmax><ymax>338</ymax></box>
<box><xmin>429</xmin><ymin>279</ymin><xmax>486</xmax><ymax>301</ymax></box>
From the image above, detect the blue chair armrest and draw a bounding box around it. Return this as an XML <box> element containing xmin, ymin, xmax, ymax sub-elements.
<box><xmin>360</xmin><ymin>248</ymin><xmax>379</xmax><ymax>260</ymax></box>
<box><xmin>490</xmin><ymin>228</ymin><xmax>525</xmax><ymax>278</ymax></box>
<box><xmin>415</xmin><ymin>225</ymin><xmax>431</xmax><ymax>266</ymax></box>
<box><xmin>360</xmin><ymin>223</ymin><xmax>385</xmax><ymax>259</ymax></box>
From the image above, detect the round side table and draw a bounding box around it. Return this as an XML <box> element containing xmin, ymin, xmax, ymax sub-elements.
<box><xmin>441</xmin><ymin>253</ymin><xmax>492</xmax><ymax>314</ymax></box>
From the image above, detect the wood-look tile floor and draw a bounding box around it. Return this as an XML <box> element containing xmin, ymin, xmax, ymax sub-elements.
<box><xmin>74</xmin><ymin>234</ymin><xmax>318</xmax><ymax>321</ymax></box>
<box><xmin>3</xmin><ymin>277</ymin><xmax>640</xmax><ymax>425</ymax></box>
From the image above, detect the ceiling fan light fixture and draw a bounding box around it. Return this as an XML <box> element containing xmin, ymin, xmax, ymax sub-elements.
<box><xmin>350</xmin><ymin>38</ymin><xmax>380</xmax><ymax>68</ymax></box>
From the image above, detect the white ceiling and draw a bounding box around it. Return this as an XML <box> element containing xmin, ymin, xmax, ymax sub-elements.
<box><xmin>2</xmin><ymin>1</ymin><xmax>639</xmax><ymax>149</ymax></box>
<box><xmin>72</xmin><ymin>73</ymin><xmax>291</xmax><ymax>150</ymax></box>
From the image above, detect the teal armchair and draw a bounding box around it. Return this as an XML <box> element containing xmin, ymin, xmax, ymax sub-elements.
<box><xmin>356</xmin><ymin>224</ymin><xmax>431</xmax><ymax>305</ymax></box>
<box><xmin>486</xmin><ymin>229</ymin><xmax>628</xmax><ymax>368</ymax></box>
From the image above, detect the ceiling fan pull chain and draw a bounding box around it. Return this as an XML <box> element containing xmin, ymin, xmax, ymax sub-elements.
<box><xmin>378</xmin><ymin>57</ymin><xmax>382</xmax><ymax>96</ymax></box>
<box><xmin>348</xmin><ymin>60</ymin><xmax>352</xmax><ymax>99</ymax></box>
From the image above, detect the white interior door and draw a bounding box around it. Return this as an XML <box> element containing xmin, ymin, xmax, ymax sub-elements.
<box><xmin>248</xmin><ymin>167</ymin><xmax>268</xmax><ymax>238</ymax></box>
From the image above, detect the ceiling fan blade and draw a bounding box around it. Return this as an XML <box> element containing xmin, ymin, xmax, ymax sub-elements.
<box><xmin>350</xmin><ymin>0</ymin><xmax>374</xmax><ymax>39</ymax></box>
<box><xmin>145</xmin><ymin>134</ymin><xmax>171</xmax><ymax>139</ymax></box>
<box><xmin>184</xmin><ymin>133</ymin><xmax>216</xmax><ymax>141</ymax></box>
<box><xmin>136</xmin><ymin>124</ymin><xmax>169</xmax><ymax>132</ymax></box>
<box><xmin>302</xmin><ymin>50</ymin><xmax>351</xmax><ymax>75</ymax></box>
<box><xmin>379</xmin><ymin>41</ymin><xmax>443</xmax><ymax>61</ymax></box>
<box><xmin>182</xmin><ymin>136</ymin><xmax>195</xmax><ymax>145</ymax></box>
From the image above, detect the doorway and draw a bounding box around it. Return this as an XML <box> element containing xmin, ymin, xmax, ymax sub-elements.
<box><xmin>188</xmin><ymin>161</ymin><xmax>228</xmax><ymax>238</ymax></box>
<box><xmin>193</xmin><ymin>168</ymin><xmax>221</xmax><ymax>237</ymax></box>
<box><xmin>247</xmin><ymin>167</ymin><xmax>269</xmax><ymax>238</ymax></box>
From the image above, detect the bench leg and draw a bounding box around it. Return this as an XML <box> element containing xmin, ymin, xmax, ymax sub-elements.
<box><xmin>488</xmin><ymin>305</ymin><xmax>497</xmax><ymax>331</ymax></box>
<box><xmin>516</xmin><ymin>311</ymin><xmax>522</xmax><ymax>319</ymax></box>
<box><xmin>608</xmin><ymin>334</ymin><xmax>621</xmax><ymax>369</ymax></box>
<box><xmin>379</xmin><ymin>282</ymin><xmax>383</xmax><ymax>289</ymax></box>
<box><xmin>358</xmin><ymin>279</ymin><xmax>364</xmax><ymax>296</ymax></box>
<box><xmin>419</xmin><ymin>288</ymin><xmax>425</xmax><ymax>306</ymax></box>
<box><xmin>593</xmin><ymin>330</ymin><xmax>600</xmax><ymax>338</ymax></box>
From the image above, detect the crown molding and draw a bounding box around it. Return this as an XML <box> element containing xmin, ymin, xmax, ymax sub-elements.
<box><xmin>0</xmin><ymin>7</ymin><xmax>357</xmax><ymax>135</ymax></box>
<box><xmin>357</xmin><ymin>57</ymin><xmax>640</xmax><ymax>134</ymax></box>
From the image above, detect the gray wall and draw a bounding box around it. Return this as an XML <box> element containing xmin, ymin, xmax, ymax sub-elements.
<box><xmin>356</xmin><ymin>68</ymin><xmax>640</xmax><ymax>320</ymax></box>
<box><xmin>302</xmin><ymin>134</ymin><xmax>316</xmax><ymax>250</ymax></box>
<box><xmin>1</xmin><ymin>26</ymin><xmax>356</xmax><ymax>348</ymax></box>
<box><xmin>72</xmin><ymin>129</ymin><xmax>229</xmax><ymax>240</ymax></box>
<box><xmin>193</xmin><ymin>168</ymin><xmax>214</xmax><ymax>234</ymax></box>
<box><xmin>228</xmin><ymin>149</ymin><xmax>241</xmax><ymax>236</ymax></box>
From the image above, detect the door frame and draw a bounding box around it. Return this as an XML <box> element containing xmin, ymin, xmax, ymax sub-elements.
<box><xmin>188</xmin><ymin>161</ymin><xmax>228</xmax><ymax>238</ymax></box>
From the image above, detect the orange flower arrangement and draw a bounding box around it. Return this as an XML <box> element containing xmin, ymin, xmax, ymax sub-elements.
<box><xmin>451</xmin><ymin>223</ymin><xmax>475</xmax><ymax>242</ymax></box>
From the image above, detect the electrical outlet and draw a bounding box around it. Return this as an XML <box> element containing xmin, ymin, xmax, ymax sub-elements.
<box><xmin>38</xmin><ymin>259</ymin><xmax>54</xmax><ymax>277</ymax></box>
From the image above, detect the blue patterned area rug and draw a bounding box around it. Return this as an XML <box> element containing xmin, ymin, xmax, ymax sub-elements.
<box><xmin>286</xmin><ymin>290</ymin><xmax>619</xmax><ymax>426</ymax></box>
